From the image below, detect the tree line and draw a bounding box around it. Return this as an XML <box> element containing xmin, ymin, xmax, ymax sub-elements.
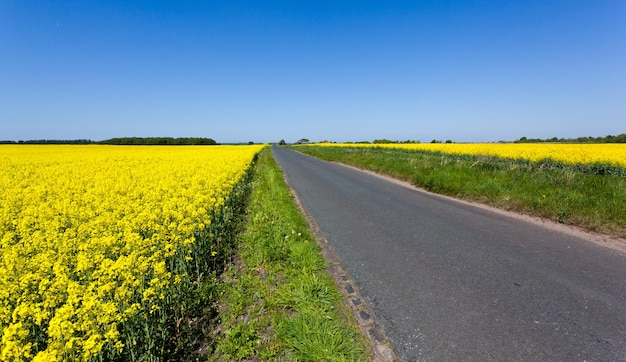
<box><xmin>0</xmin><ymin>139</ymin><xmax>94</xmax><ymax>144</ymax></box>
<box><xmin>1</xmin><ymin>137</ymin><xmax>219</xmax><ymax>145</ymax></box>
<box><xmin>515</xmin><ymin>134</ymin><xmax>626</xmax><ymax>143</ymax></box>
<box><xmin>99</xmin><ymin>137</ymin><xmax>218</xmax><ymax>145</ymax></box>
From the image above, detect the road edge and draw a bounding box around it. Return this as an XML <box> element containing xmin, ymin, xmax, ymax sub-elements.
<box><xmin>339</xmin><ymin>162</ymin><xmax>626</xmax><ymax>254</ymax></box>
<box><xmin>273</xmin><ymin>151</ymin><xmax>399</xmax><ymax>362</ymax></box>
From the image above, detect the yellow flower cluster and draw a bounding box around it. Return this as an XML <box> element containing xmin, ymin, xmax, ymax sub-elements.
<box><xmin>0</xmin><ymin>145</ymin><xmax>264</xmax><ymax>361</ymax></box>
<box><xmin>310</xmin><ymin>143</ymin><xmax>626</xmax><ymax>167</ymax></box>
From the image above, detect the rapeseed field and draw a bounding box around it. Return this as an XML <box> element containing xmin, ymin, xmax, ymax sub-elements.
<box><xmin>0</xmin><ymin>145</ymin><xmax>264</xmax><ymax>361</ymax></box>
<box><xmin>314</xmin><ymin>143</ymin><xmax>626</xmax><ymax>168</ymax></box>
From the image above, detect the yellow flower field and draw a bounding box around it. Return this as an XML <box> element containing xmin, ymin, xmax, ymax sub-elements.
<box><xmin>0</xmin><ymin>145</ymin><xmax>264</xmax><ymax>361</ymax></box>
<box><xmin>309</xmin><ymin>143</ymin><xmax>626</xmax><ymax>168</ymax></box>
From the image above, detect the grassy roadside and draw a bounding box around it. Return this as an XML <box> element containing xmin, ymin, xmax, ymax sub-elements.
<box><xmin>208</xmin><ymin>147</ymin><xmax>369</xmax><ymax>361</ymax></box>
<box><xmin>292</xmin><ymin>146</ymin><xmax>626</xmax><ymax>239</ymax></box>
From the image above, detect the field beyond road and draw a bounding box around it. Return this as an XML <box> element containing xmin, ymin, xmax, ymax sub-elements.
<box><xmin>294</xmin><ymin>144</ymin><xmax>626</xmax><ymax>239</ymax></box>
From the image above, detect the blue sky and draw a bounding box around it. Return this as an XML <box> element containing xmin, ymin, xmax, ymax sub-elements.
<box><xmin>1</xmin><ymin>1</ymin><xmax>625</xmax><ymax>143</ymax></box>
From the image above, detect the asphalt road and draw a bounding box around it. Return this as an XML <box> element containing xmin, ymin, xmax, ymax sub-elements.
<box><xmin>272</xmin><ymin>146</ymin><xmax>626</xmax><ymax>361</ymax></box>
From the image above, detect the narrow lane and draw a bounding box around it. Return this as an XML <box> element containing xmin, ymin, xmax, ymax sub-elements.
<box><xmin>272</xmin><ymin>146</ymin><xmax>626</xmax><ymax>361</ymax></box>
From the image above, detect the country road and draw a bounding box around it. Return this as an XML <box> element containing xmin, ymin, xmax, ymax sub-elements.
<box><xmin>272</xmin><ymin>146</ymin><xmax>626</xmax><ymax>361</ymax></box>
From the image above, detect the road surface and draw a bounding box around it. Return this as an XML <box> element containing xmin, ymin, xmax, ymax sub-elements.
<box><xmin>272</xmin><ymin>146</ymin><xmax>626</xmax><ymax>361</ymax></box>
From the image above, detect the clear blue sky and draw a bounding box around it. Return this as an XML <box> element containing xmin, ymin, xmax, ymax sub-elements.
<box><xmin>1</xmin><ymin>1</ymin><xmax>625</xmax><ymax>143</ymax></box>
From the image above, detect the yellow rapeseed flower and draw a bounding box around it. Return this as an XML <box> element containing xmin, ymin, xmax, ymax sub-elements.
<box><xmin>0</xmin><ymin>144</ymin><xmax>265</xmax><ymax>360</ymax></box>
<box><xmin>308</xmin><ymin>143</ymin><xmax>626</xmax><ymax>167</ymax></box>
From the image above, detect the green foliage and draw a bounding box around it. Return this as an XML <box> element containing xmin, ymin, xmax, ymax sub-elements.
<box><xmin>295</xmin><ymin>146</ymin><xmax>626</xmax><ymax>238</ymax></box>
<box><xmin>277</xmin><ymin>312</ymin><xmax>365</xmax><ymax>362</ymax></box>
<box><xmin>209</xmin><ymin>148</ymin><xmax>368</xmax><ymax>361</ymax></box>
<box><xmin>99</xmin><ymin>137</ymin><xmax>218</xmax><ymax>145</ymax></box>
<box><xmin>516</xmin><ymin>133</ymin><xmax>626</xmax><ymax>143</ymax></box>
<box><xmin>1</xmin><ymin>139</ymin><xmax>94</xmax><ymax>144</ymax></box>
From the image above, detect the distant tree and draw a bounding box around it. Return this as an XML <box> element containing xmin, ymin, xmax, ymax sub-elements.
<box><xmin>296</xmin><ymin>138</ymin><xmax>310</xmax><ymax>144</ymax></box>
<box><xmin>278</xmin><ymin>139</ymin><xmax>286</xmax><ymax>145</ymax></box>
<box><xmin>445</xmin><ymin>139</ymin><xmax>453</xmax><ymax>144</ymax></box>
<box><xmin>373</xmin><ymin>139</ymin><xmax>397</xmax><ymax>144</ymax></box>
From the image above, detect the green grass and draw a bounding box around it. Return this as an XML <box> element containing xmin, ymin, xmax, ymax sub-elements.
<box><xmin>292</xmin><ymin>146</ymin><xmax>626</xmax><ymax>238</ymax></box>
<box><xmin>208</xmin><ymin>147</ymin><xmax>369</xmax><ymax>361</ymax></box>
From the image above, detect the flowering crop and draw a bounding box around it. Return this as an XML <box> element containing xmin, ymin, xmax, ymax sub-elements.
<box><xmin>0</xmin><ymin>145</ymin><xmax>264</xmax><ymax>361</ymax></box>
<box><xmin>307</xmin><ymin>143</ymin><xmax>626</xmax><ymax>168</ymax></box>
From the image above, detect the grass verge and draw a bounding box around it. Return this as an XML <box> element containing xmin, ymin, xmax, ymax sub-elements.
<box><xmin>292</xmin><ymin>146</ymin><xmax>626</xmax><ymax>239</ymax></box>
<box><xmin>208</xmin><ymin>147</ymin><xmax>369</xmax><ymax>361</ymax></box>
